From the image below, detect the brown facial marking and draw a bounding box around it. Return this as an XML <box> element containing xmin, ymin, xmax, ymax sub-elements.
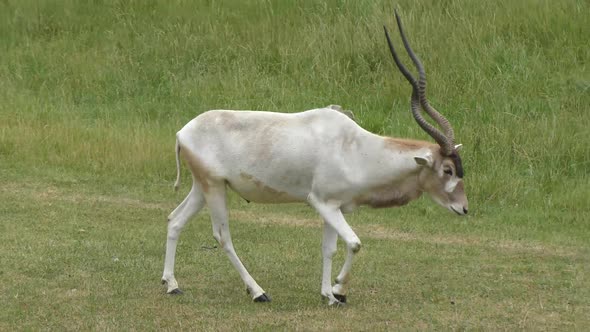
<box><xmin>448</xmin><ymin>152</ymin><xmax>464</xmax><ymax>178</ymax></box>
<box><xmin>451</xmin><ymin>180</ymin><xmax>465</xmax><ymax>196</ymax></box>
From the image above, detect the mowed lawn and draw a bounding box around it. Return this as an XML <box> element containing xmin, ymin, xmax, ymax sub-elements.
<box><xmin>1</xmin><ymin>0</ymin><xmax>589</xmax><ymax>330</ymax></box>
<box><xmin>1</xmin><ymin>172</ymin><xmax>588</xmax><ymax>330</ymax></box>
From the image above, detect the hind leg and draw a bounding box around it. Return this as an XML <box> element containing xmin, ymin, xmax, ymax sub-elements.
<box><xmin>205</xmin><ymin>182</ymin><xmax>269</xmax><ymax>302</ymax></box>
<box><xmin>162</xmin><ymin>182</ymin><xmax>206</xmax><ymax>294</ymax></box>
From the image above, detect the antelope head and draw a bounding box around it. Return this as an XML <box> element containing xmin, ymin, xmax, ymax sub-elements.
<box><xmin>384</xmin><ymin>11</ymin><xmax>468</xmax><ymax>215</ymax></box>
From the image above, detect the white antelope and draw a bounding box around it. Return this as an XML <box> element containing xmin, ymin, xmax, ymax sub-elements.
<box><xmin>161</xmin><ymin>11</ymin><xmax>468</xmax><ymax>305</ymax></box>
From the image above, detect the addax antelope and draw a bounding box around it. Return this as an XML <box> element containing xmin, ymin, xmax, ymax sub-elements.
<box><xmin>161</xmin><ymin>11</ymin><xmax>468</xmax><ymax>305</ymax></box>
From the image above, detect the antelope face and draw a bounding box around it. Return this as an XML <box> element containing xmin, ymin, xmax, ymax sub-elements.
<box><xmin>416</xmin><ymin>148</ymin><xmax>468</xmax><ymax>216</ymax></box>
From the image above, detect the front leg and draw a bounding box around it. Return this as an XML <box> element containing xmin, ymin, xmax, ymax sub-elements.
<box><xmin>309</xmin><ymin>194</ymin><xmax>361</xmax><ymax>305</ymax></box>
<box><xmin>321</xmin><ymin>221</ymin><xmax>340</xmax><ymax>305</ymax></box>
<box><xmin>322</xmin><ymin>221</ymin><xmax>354</xmax><ymax>305</ymax></box>
<box><xmin>331</xmin><ymin>247</ymin><xmax>354</xmax><ymax>303</ymax></box>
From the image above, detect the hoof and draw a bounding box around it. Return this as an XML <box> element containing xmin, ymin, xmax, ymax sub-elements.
<box><xmin>333</xmin><ymin>294</ymin><xmax>347</xmax><ymax>304</ymax></box>
<box><xmin>322</xmin><ymin>294</ymin><xmax>346</xmax><ymax>306</ymax></box>
<box><xmin>328</xmin><ymin>298</ymin><xmax>346</xmax><ymax>307</ymax></box>
<box><xmin>253</xmin><ymin>293</ymin><xmax>271</xmax><ymax>302</ymax></box>
<box><xmin>167</xmin><ymin>288</ymin><xmax>183</xmax><ymax>295</ymax></box>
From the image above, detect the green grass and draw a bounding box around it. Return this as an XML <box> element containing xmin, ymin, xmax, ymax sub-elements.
<box><xmin>1</xmin><ymin>0</ymin><xmax>589</xmax><ymax>330</ymax></box>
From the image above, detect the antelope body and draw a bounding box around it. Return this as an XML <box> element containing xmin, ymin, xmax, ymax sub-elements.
<box><xmin>161</xmin><ymin>11</ymin><xmax>469</xmax><ymax>305</ymax></box>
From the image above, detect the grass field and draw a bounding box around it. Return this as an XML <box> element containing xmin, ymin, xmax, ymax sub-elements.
<box><xmin>1</xmin><ymin>0</ymin><xmax>589</xmax><ymax>330</ymax></box>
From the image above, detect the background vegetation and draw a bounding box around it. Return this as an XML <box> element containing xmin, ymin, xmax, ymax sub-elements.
<box><xmin>1</xmin><ymin>0</ymin><xmax>588</xmax><ymax>330</ymax></box>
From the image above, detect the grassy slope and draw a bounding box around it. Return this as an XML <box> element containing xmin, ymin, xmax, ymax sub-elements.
<box><xmin>0</xmin><ymin>0</ymin><xmax>588</xmax><ymax>330</ymax></box>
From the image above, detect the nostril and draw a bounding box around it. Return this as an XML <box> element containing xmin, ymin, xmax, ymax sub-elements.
<box><xmin>463</xmin><ymin>207</ymin><xmax>468</xmax><ymax>214</ymax></box>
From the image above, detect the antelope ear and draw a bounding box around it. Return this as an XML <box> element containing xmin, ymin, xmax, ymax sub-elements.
<box><xmin>414</xmin><ymin>152</ymin><xmax>433</xmax><ymax>167</ymax></box>
<box><xmin>454</xmin><ymin>144</ymin><xmax>463</xmax><ymax>151</ymax></box>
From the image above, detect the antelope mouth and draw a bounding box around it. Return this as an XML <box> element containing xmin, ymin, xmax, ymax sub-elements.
<box><xmin>450</xmin><ymin>206</ymin><xmax>463</xmax><ymax>216</ymax></box>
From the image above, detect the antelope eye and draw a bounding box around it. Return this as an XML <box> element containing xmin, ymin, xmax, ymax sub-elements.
<box><xmin>443</xmin><ymin>168</ymin><xmax>453</xmax><ymax>176</ymax></box>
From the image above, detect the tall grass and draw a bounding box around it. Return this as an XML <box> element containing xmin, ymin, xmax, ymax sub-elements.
<box><xmin>2</xmin><ymin>0</ymin><xmax>588</xmax><ymax>211</ymax></box>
